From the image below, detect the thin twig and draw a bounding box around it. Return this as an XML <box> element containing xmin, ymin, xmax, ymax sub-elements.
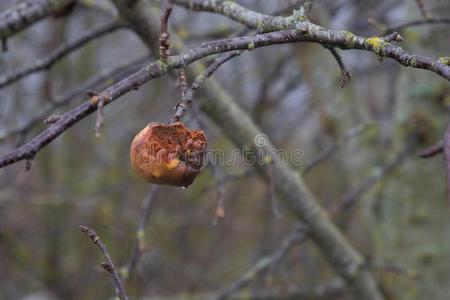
<box><xmin>87</xmin><ymin>91</ymin><xmax>111</xmax><ymax>137</ymax></box>
<box><xmin>0</xmin><ymin>20</ymin><xmax>124</xmax><ymax>89</ymax></box>
<box><xmin>171</xmin><ymin>68</ymin><xmax>190</xmax><ymax>124</ymax></box>
<box><xmin>79</xmin><ymin>225</ymin><xmax>129</xmax><ymax>300</ymax></box>
<box><xmin>122</xmin><ymin>186</ymin><xmax>159</xmax><ymax>280</ymax></box>
<box><xmin>419</xmin><ymin>140</ymin><xmax>443</xmax><ymax>158</ymax></box>
<box><xmin>211</xmin><ymin>162</ymin><xmax>226</xmax><ymax>225</ymax></box>
<box><xmin>160</xmin><ymin>0</ymin><xmax>174</xmax><ymax>61</ymax></box>
<box><xmin>188</xmin><ymin>102</ymin><xmax>228</xmax><ymax>225</ymax></box>
<box><xmin>177</xmin><ymin>68</ymin><xmax>188</xmax><ymax>98</ymax></box>
<box><xmin>324</xmin><ymin>46</ymin><xmax>352</xmax><ymax>88</ymax></box>
<box><xmin>332</xmin><ymin>146</ymin><xmax>412</xmax><ymax>215</ymax></box>
<box><xmin>1</xmin><ymin>37</ymin><xmax>7</xmax><ymax>52</ymax></box>
<box><xmin>303</xmin><ymin>123</ymin><xmax>371</xmax><ymax>174</ymax></box>
<box><xmin>0</xmin><ymin>0</ymin><xmax>75</xmax><ymax>40</ymax></box>
<box><xmin>301</xmin><ymin>0</ymin><xmax>315</xmax><ymax>19</ymax></box>
<box><xmin>414</xmin><ymin>0</ymin><xmax>433</xmax><ymax>20</ymax></box>
<box><xmin>384</xmin><ymin>17</ymin><xmax>450</xmax><ymax>34</ymax></box>
<box><xmin>0</xmin><ymin>56</ymin><xmax>147</xmax><ymax>143</ymax></box>
<box><xmin>443</xmin><ymin>125</ymin><xmax>450</xmax><ymax>209</ymax></box>
<box><xmin>382</xmin><ymin>31</ymin><xmax>404</xmax><ymax>43</ymax></box>
<box><xmin>216</xmin><ymin>224</ymin><xmax>307</xmax><ymax>300</ymax></box>
<box><xmin>267</xmin><ymin>163</ymin><xmax>282</xmax><ymax>219</ymax></box>
<box><xmin>171</xmin><ymin>51</ymin><xmax>242</xmax><ymax>123</ymax></box>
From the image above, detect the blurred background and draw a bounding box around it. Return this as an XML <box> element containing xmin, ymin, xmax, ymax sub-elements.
<box><xmin>0</xmin><ymin>0</ymin><xmax>450</xmax><ymax>299</ymax></box>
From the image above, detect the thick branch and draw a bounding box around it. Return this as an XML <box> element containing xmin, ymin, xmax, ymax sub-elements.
<box><xmin>173</xmin><ymin>0</ymin><xmax>292</xmax><ymax>32</ymax></box>
<box><xmin>2</xmin><ymin>27</ymin><xmax>446</xmax><ymax>168</ymax></box>
<box><xmin>173</xmin><ymin>0</ymin><xmax>450</xmax><ymax>80</ymax></box>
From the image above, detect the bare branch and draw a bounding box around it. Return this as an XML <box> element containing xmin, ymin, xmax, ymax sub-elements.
<box><xmin>443</xmin><ymin>125</ymin><xmax>450</xmax><ymax>209</ymax></box>
<box><xmin>0</xmin><ymin>24</ymin><xmax>447</xmax><ymax>172</ymax></box>
<box><xmin>0</xmin><ymin>0</ymin><xmax>76</xmax><ymax>40</ymax></box>
<box><xmin>88</xmin><ymin>92</ymin><xmax>111</xmax><ymax>137</ymax></box>
<box><xmin>384</xmin><ymin>17</ymin><xmax>450</xmax><ymax>34</ymax></box>
<box><xmin>414</xmin><ymin>0</ymin><xmax>433</xmax><ymax>20</ymax></box>
<box><xmin>231</xmin><ymin>279</ymin><xmax>345</xmax><ymax>300</ymax></box>
<box><xmin>419</xmin><ymin>140</ymin><xmax>443</xmax><ymax>158</ymax></box>
<box><xmin>0</xmin><ymin>56</ymin><xmax>147</xmax><ymax>143</ymax></box>
<box><xmin>80</xmin><ymin>225</ymin><xmax>129</xmax><ymax>300</ymax></box>
<box><xmin>324</xmin><ymin>46</ymin><xmax>352</xmax><ymax>88</ymax></box>
<box><xmin>0</xmin><ymin>20</ymin><xmax>124</xmax><ymax>89</ymax></box>
<box><xmin>216</xmin><ymin>224</ymin><xmax>307</xmax><ymax>300</ymax></box>
<box><xmin>382</xmin><ymin>31</ymin><xmax>404</xmax><ymax>43</ymax></box>
<box><xmin>303</xmin><ymin>123</ymin><xmax>371</xmax><ymax>174</ymax></box>
<box><xmin>332</xmin><ymin>146</ymin><xmax>412</xmax><ymax>214</ymax></box>
<box><xmin>301</xmin><ymin>0</ymin><xmax>315</xmax><ymax>19</ymax></box>
<box><xmin>159</xmin><ymin>0</ymin><xmax>174</xmax><ymax>61</ymax></box>
<box><xmin>172</xmin><ymin>0</ymin><xmax>449</xmax><ymax>80</ymax></box>
<box><xmin>176</xmin><ymin>69</ymin><xmax>188</xmax><ymax>99</ymax></box>
<box><xmin>121</xmin><ymin>186</ymin><xmax>159</xmax><ymax>280</ymax></box>
<box><xmin>173</xmin><ymin>0</ymin><xmax>295</xmax><ymax>32</ymax></box>
<box><xmin>171</xmin><ymin>51</ymin><xmax>241</xmax><ymax>123</ymax></box>
<box><xmin>1</xmin><ymin>37</ymin><xmax>7</xmax><ymax>51</ymax></box>
<box><xmin>211</xmin><ymin>162</ymin><xmax>226</xmax><ymax>225</ymax></box>
<box><xmin>267</xmin><ymin>162</ymin><xmax>282</xmax><ymax>219</ymax></box>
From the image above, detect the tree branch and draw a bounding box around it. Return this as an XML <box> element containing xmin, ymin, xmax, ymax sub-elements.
<box><xmin>173</xmin><ymin>0</ymin><xmax>449</xmax><ymax>80</ymax></box>
<box><xmin>121</xmin><ymin>186</ymin><xmax>159</xmax><ymax>281</ymax></box>
<box><xmin>332</xmin><ymin>146</ymin><xmax>413</xmax><ymax>214</ymax></box>
<box><xmin>0</xmin><ymin>56</ymin><xmax>147</xmax><ymax>143</ymax></box>
<box><xmin>217</xmin><ymin>224</ymin><xmax>307</xmax><ymax>300</ymax></box>
<box><xmin>171</xmin><ymin>51</ymin><xmax>241</xmax><ymax>123</ymax></box>
<box><xmin>159</xmin><ymin>0</ymin><xmax>174</xmax><ymax>61</ymax></box>
<box><xmin>419</xmin><ymin>140</ymin><xmax>443</xmax><ymax>158</ymax></box>
<box><xmin>0</xmin><ymin>0</ymin><xmax>76</xmax><ymax>40</ymax></box>
<box><xmin>303</xmin><ymin>123</ymin><xmax>371</xmax><ymax>174</ymax></box>
<box><xmin>0</xmin><ymin>20</ymin><xmax>124</xmax><ymax>89</ymax></box>
<box><xmin>2</xmin><ymin>26</ymin><xmax>445</xmax><ymax>168</ymax></box>
<box><xmin>227</xmin><ymin>279</ymin><xmax>345</xmax><ymax>300</ymax></box>
<box><xmin>414</xmin><ymin>0</ymin><xmax>432</xmax><ymax>20</ymax></box>
<box><xmin>80</xmin><ymin>225</ymin><xmax>129</xmax><ymax>300</ymax></box>
<box><xmin>383</xmin><ymin>17</ymin><xmax>450</xmax><ymax>34</ymax></box>
<box><xmin>443</xmin><ymin>125</ymin><xmax>450</xmax><ymax>208</ymax></box>
<box><xmin>324</xmin><ymin>46</ymin><xmax>352</xmax><ymax>88</ymax></box>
